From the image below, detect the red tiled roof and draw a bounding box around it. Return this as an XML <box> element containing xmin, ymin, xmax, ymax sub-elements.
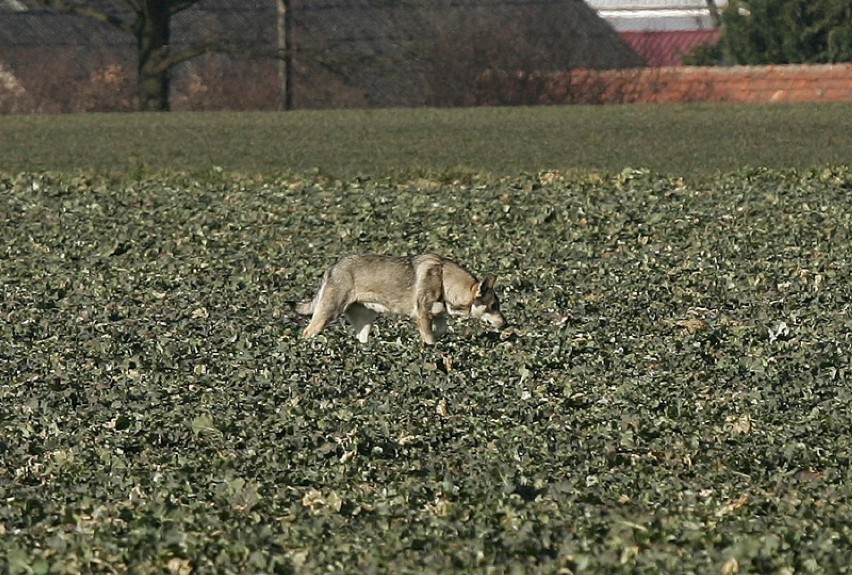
<box><xmin>620</xmin><ymin>30</ymin><xmax>722</xmax><ymax>67</ymax></box>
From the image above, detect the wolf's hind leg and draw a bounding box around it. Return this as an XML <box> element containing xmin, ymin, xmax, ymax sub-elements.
<box><xmin>302</xmin><ymin>281</ymin><xmax>348</xmax><ymax>339</ymax></box>
<box><xmin>303</xmin><ymin>313</ymin><xmax>331</xmax><ymax>339</ymax></box>
<box><xmin>345</xmin><ymin>303</ymin><xmax>378</xmax><ymax>343</ymax></box>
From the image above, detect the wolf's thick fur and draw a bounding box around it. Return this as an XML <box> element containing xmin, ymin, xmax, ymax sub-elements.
<box><xmin>295</xmin><ymin>254</ymin><xmax>506</xmax><ymax>344</ymax></box>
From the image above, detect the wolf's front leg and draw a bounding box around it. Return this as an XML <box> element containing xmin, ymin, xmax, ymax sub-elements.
<box><xmin>345</xmin><ymin>303</ymin><xmax>378</xmax><ymax>344</ymax></box>
<box><xmin>430</xmin><ymin>301</ymin><xmax>448</xmax><ymax>339</ymax></box>
<box><xmin>432</xmin><ymin>314</ymin><xmax>448</xmax><ymax>339</ymax></box>
<box><xmin>416</xmin><ymin>313</ymin><xmax>437</xmax><ymax>344</ymax></box>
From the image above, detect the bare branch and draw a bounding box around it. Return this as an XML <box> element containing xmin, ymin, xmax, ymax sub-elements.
<box><xmin>163</xmin><ymin>43</ymin><xmax>218</xmax><ymax>69</ymax></box>
<box><xmin>170</xmin><ymin>35</ymin><xmax>307</xmax><ymax>66</ymax></box>
<box><xmin>38</xmin><ymin>0</ymin><xmax>134</xmax><ymax>33</ymax></box>
<box><xmin>163</xmin><ymin>41</ymin><xmax>294</xmax><ymax>71</ymax></box>
<box><xmin>162</xmin><ymin>42</ymin><xmax>239</xmax><ymax>71</ymax></box>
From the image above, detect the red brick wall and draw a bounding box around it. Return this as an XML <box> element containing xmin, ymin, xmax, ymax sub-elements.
<box><xmin>548</xmin><ymin>64</ymin><xmax>852</xmax><ymax>105</ymax></box>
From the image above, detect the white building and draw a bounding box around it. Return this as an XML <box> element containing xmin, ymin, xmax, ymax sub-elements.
<box><xmin>585</xmin><ymin>0</ymin><xmax>728</xmax><ymax>31</ymax></box>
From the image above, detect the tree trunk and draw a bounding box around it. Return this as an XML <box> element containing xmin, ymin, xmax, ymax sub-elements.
<box><xmin>706</xmin><ymin>0</ymin><xmax>722</xmax><ymax>28</ymax></box>
<box><xmin>135</xmin><ymin>0</ymin><xmax>171</xmax><ymax>111</ymax></box>
<box><xmin>277</xmin><ymin>0</ymin><xmax>293</xmax><ymax>110</ymax></box>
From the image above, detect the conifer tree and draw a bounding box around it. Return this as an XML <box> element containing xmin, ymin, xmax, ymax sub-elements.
<box><xmin>723</xmin><ymin>0</ymin><xmax>852</xmax><ymax>64</ymax></box>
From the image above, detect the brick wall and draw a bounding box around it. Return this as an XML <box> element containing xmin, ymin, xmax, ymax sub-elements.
<box><xmin>548</xmin><ymin>64</ymin><xmax>852</xmax><ymax>105</ymax></box>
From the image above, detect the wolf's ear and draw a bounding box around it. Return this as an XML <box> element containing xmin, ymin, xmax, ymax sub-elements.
<box><xmin>479</xmin><ymin>276</ymin><xmax>496</xmax><ymax>294</ymax></box>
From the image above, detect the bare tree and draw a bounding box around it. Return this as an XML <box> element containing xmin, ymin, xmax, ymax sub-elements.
<box><xmin>706</xmin><ymin>0</ymin><xmax>722</xmax><ymax>28</ymax></box>
<box><xmin>33</xmin><ymin>1</ymin><xmax>289</xmax><ymax>111</ymax></box>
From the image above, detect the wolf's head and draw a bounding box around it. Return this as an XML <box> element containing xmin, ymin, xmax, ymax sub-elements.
<box><xmin>470</xmin><ymin>276</ymin><xmax>507</xmax><ymax>330</ymax></box>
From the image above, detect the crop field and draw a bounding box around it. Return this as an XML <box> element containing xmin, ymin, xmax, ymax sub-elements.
<box><xmin>2</xmin><ymin>103</ymin><xmax>851</xmax><ymax>178</ymax></box>
<box><xmin>2</xmin><ymin>163</ymin><xmax>850</xmax><ymax>573</ymax></box>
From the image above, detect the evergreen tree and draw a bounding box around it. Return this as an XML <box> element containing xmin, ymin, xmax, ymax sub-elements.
<box><xmin>722</xmin><ymin>0</ymin><xmax>852</xmax><ymax>64</ymax></box>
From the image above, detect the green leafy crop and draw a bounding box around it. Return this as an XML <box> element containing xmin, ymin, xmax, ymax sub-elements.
<box><xmin>1</xmin><ymin>168</ymin><xmax>850</xmax><ymax>573</ymax></box>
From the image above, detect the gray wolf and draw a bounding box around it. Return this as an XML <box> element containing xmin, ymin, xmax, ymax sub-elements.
<box><xmin>295</xmin><ymin>254</ymin><xmax>507</xmax><ymax>344</ymax></box>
